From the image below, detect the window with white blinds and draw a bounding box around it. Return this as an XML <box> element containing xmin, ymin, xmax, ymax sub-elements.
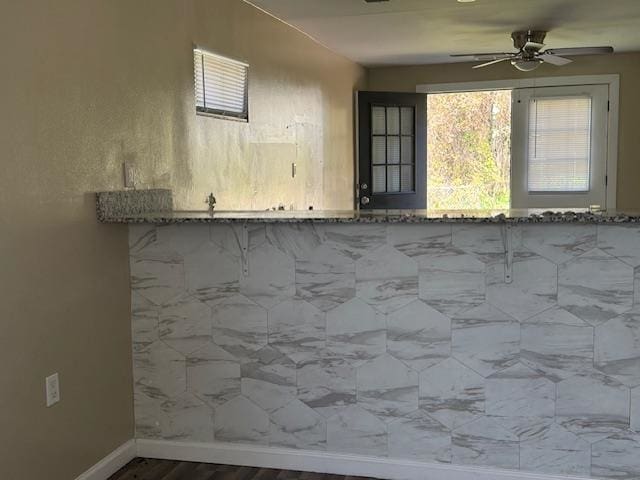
<box><xmin>193</xmin><ymin>49</ymin><xmax>249</xmax><ymax>120</ymax></box>
<box><xmin>527</xmin><ymin>96</ymin><xmax>592</xmax><ymax>192</ymax></box>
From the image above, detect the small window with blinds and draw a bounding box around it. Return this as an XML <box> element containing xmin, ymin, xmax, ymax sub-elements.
<box><xmin>193</xmin><ymin>48</ymin><xmax>249</xmax><ymax>121</ymax></box>
<box><xmin>527</xmin><ymin>96</ymin><xmax>592</xmax><ymax>192</ymax></box>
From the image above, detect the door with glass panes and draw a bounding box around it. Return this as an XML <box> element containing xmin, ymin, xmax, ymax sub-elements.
<box><xmin>358</xmin><ymin>91</ymin><xmax>426</xmax><ymax>209</ymax></box>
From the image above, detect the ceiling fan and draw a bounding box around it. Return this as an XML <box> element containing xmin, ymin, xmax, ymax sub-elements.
<box><xmin>451</xmin><ymin>30</ymin><xmax>614</xmax><ymax>71</ymax></box>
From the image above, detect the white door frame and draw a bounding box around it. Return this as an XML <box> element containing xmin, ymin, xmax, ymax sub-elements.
<box><xmin>416</xmin><ymin>74</ymin><xmax>619</xmax><ymax>209</ymax></box>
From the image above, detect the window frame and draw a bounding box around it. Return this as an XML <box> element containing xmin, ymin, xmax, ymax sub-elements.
<box><xmin>193</xmin><ymin>47</ymin><xmax>250</xmax><ymax>122</ymax></box>
<box><xmin>417</xmin><ymin>75</ymin><xmax>619</xmax><ymax>210</ymax></box>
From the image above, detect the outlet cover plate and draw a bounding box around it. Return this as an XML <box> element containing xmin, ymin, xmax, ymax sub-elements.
<box><xmin>46</xmin><ymin>373</ymin><xmax>60</xmax><ymax>407</ymax></box>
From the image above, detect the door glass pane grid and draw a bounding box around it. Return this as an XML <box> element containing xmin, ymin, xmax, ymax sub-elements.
<box><xmin>371</xmin><ymin>105</ymin><xmax>415</xmax><ymax>194</ymax></box>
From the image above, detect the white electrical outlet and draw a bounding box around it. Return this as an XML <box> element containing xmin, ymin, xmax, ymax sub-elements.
<box><xmin>45</xmin><ymin>373</ymin><xmax>60</xmax><ymax>407</ymax></box>
<box><xmin>123</xmin><ymin>162</ymin><xmax>136</xmax><ymax>188</ymax></box>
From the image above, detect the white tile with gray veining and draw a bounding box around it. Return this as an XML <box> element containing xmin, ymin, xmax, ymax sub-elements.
<box><xmin>158</xmin><ymin>293</ymin><xmax>211</xmax><ymax>355</ymax></box>
<box><xmin>452</xmin><ymin>303</ymin><xmax>520</xmax><ymax>377</ymax></box>
<box><xmin>186</xmin><ymin>343</ymin><xmax>241</xmax><ymax>408</ymax></box>
<box><xmin>184</xmin><ymin>243</ymin><xmax>240</xmax><ymax>306</ymax></box>
<box><xmin>355</xmin><ymin>245</ymin><xmax>418</xmax><ymax>314</ymax></box>
<box><xmin>326</xmin><ymin>405</ymin><xmax>387</xmax><ymax>456</ymax></box>
<box><xmin>519</xmin><ymin>422</ymin><xmax>590</xmax><ymax>476</ymax></box>
<box><xmin>558</xmin><ymin>248</ymin><xmax>634</xmax><ymax>326</ymax></box>
<box><xmin>386</xmin><ymin>300</ymin><xmax>451</xmax><ymax>371</ymax></box>
<box><xmin>419</xmin><ymin>357</ymin><xmax>485</xmax><ymax>429</ymax></box>
<box><xmin>388</xmin><ymin>409</ymin><xmax>451</xmax><ymax>463</ymax></box>
<box><xmin>295</xmin><ymin>244</ymin><xmax>356</xmax><ymax>312</ymax></box>
<box><xmin>267</xmin><ymin>299</ymin><xmax>326</xmax><ymax>364</ymax></box>
<box><xmin>269</xmin><ymin>399</ymin><xmax>327</xmax><ymax>450</ymax></box>
<box><xmin>214</xmin><ymin>396</ymin><xmax>269</xmax><ymax>445</ymax></box>
<box><xmin>326</xmin><ymin>298</ymin><xmax>386</xmax><ymax>365</ymax></box>
<box><xmin>296</xmin><ymin>352</ymin><xmax>357</xmax><ymax>418</ymax></box>
<box><xmin>240</xmin><ymin>243</ymin><xmax>295</xmax><ymax>309</ymax></box>
<box><xmin>592</xmin><ymin>433</ymin><xmax>640</xmax><ymax>480</ymax></box>
<box><xmin>520</xmin><ymin>307</ymin><xmax>594</xmax><ymax>382</ymax></box>
<box><xmin>556</xmin><ymin>371</ymin><xmax>630</xmax><ymax>443</ymax></box>
<box><xmin>131</xmin><ymin>291</ymin><xmax>159</xmax><ymax>353</ymax></box>
<box><xmin>522</xmin><ymin>224</ymin><xmax>596</xmax><ymax>264</ymax></box>
<box><xmin>319</xmin><ymin>224</ymin><xmax>387</xmax><ymax>261</ymax></box>
<box><xmin>595</xmin><ymin>308</ymin><xmax>640</xmax><ymax>387</ymax></box>
<box><xmin>241</xmin><ymin>346</ymin><xmax>297</xmax><ymax>413</ymax></box>
<box><xmin>452</xmin><ymin>416</ymin><xmax>519</xmax><ymax>469</ymax></box>
<box><xmin>211</xmin><ymin>294</ymin><xmax>268</xmax><ymax>362</ymax></box>
<box><xmin>598</xmin><ymin>225</ymin><xmax>640</xmax><ymax>267</ymax></box>
<box><xmin>418</xmin><ymin>247</ymin><xmax>486</xmax><ymax>316</ymax></box>
<box><xmin>133</xmin><ymin>340</ymin><xmax>186</xmax><ymax>400</ymax></box>
<box><xmin>356</xmin><ymin>354</ymin><xmax>418</xmax><ymax>422</ymax></box>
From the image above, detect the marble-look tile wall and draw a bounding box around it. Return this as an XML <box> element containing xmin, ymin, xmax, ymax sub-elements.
<box><xmin>130</xmin><ymin>223</ymin><xmax>640</xmax><ymax>479</ymax></box>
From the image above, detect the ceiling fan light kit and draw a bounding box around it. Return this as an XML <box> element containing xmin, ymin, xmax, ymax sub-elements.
<box><xmin>451</xmin><ymin>30</ymin><xmax>614</xmax><ymax>71</ymax></box>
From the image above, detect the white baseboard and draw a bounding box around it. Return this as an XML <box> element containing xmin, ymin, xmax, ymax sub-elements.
<box><xmin>136</xmin><ymin>439</ymin><xmax>592</xmax><ymax>480</ymax></box>
<box><xmin>75</xmin><ymin>440</ymin><xmax>136</xmax><ymax>480</ymax></box>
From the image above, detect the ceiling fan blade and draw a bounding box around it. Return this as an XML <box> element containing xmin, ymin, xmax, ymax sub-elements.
<box><xmin>544</xmin><ymin>46</ymin><xmax>614</xmax><ymax>56</ymax></box>
<box><xmin>472</xmin><ymin>57</ymin><xmax>511</xmax><ymax>69</ymax></box>
<box><xmin>540</xmin><ymin>53</ymin><xmax>573</xmax><ymax>66</ymax></box>
<box><xmin>450</xmin><ymin>53</ymin><xmax>514</xmax><ymax>60</ymax></box>
<box><xmin>524</xmin><ymin>41</ymin><xmax>545</xmax><ymax>51</ymax></box>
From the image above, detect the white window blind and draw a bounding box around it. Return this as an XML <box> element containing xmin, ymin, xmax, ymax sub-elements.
<box><xmin>194</xmin><ymin>49</ymin><xmax>248</xmax><ymax>120</ymax></box>
<box><xmin>527</xmin><ymin>96</ymin><xmax>592</xmax><ymax>192</ymax></box>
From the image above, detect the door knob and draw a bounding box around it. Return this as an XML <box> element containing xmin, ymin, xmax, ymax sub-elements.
<box><xmin>361</xmin><ymin>196</ymin><xmax>370</xmax><ymax>205</ymax></box>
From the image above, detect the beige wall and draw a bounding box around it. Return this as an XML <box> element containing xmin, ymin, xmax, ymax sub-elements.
<box><xmin>0</xmin><ymin>1</ymin><xmax>364</xmax><ymax>479</ymax></box>
<box><xmin>367</xmin><ymin>53</ymin><xmax>640</xmax><ymax>209</ymax></box>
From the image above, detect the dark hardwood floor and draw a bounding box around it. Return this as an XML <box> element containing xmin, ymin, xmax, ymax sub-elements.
<box><xmin>108</xmin><ymin>458</ymin><xmax>380</xmax><ymax>480</ymax></box>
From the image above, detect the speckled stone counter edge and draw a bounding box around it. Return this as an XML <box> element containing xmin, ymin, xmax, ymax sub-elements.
<box><xmin>96</xmin><ymin>189</ymin><xmax>173</xmax><ymax>222</ymax></box>
<box><xmin>98</xmin><ymin>211</ymin><xmax>640</xmax><ymax>225</ymax></box>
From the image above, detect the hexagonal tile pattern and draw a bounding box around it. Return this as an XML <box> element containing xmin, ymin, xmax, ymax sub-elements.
<box><xmin>186</xmin><ymin>343</ymin><xmax>240</xmax><ymax>408</ymax></box>
<box><xmin>452</xmin><ymin>416</ymin><xmax>519</xmax><ymax>469</ymax></box>
<box><xmin>595</xmin><ymin>309</ymin><xmax>640</xmax><ymax>387</ymax></box>
<box><xmin>357</xmin><ymin>354</ymin><xmax>419</xmax><ymax>422</ymax></box>
<box><xmin>269</xmin><ymin>399</ymin><xmax>327</xmax><ymax>450</ymax></box>
<box><xmin>522</xmin><ymin>224</ymin><xmax>596</xmax><ymax>265</ymax></box>
<box><xmin>388</xmin><ymin>224</ymin><xmax>452</xmax><ymax>258</ymax></box>
<box><xmin>558</xmin><ymin>248</ymin><xmax>634</xmax><ymax>326</ymax></box>
<box><xmin>452</xmin><ymin>225</ymin><xmax>507</xmax><ymax>261</ymax></box>
<box><xmin>485</xmin><ymin>363</ymin><xmax>555</xmax><ymax>419</ymax></box>
<box><xmin>184</xmin><ymin>243</ymin><xmax>240</xmax><ymax>306</ymax></box>
<box><xmin>556</xmin><ymin>372</ymin><xmax>630</xmax><ymax>443</ymax></box>
<box><xmin>214</xmin><ymin>396</ymin><xmax>269</xmax><ymax>444</ymax></box>
<box><xmin>486</xmin><ymin>252</ymin><xmax>557</xmax><ymax>321</ymax></box>
<box><xmin>134</xmin><ymin>391</ymin><xmax>162</xmax><ymax>439</ymax></box>
<box><xmin>355</xmin><ymin>245</ymin><xmax>418</xmax><ymax>314</ymax></box>
<box><xmin>419</xmin><ymin>358</ymin><xmax>485</xmax><ymax>429</ymax></box>
<box><xmin>158</xmin><ymin>224</ymin><xmax>211</xmax><ymax>257</ymax></box>
<box><xmin>326</xmin><ymin>405</ymin><xmax>387</xmax><ymax>456</ymax></box>
<box><xmin>592</xmin><ymin>433</ymin><xmax>640</xmax><ymax>480</ymax></box>
<box><xmin>159</xmin><ymin>294</ymin><xmax>211</xmax><ymax>355</ymax></box>
<box><xmin>129</xmin><ymin>225</ymin><xmax>157</xmax><ymax>255</ymax></box>
<box><xmin>521</xmin><ymin>307</ymin><xmax>594</xmax><ymax>382</ymax></box>
<box><xmin>210</xmin><ymin>224</ymin><xmax>266</xmax><ymax>257</ymax></box>
<box><xmin>240</xmin><ymin>243</ymin><xmax>295</xmax><ymax>308</ymax></box>
<box><xmin>387</xmin><ymin>300</ymin><xmax>451</xmax><ymax>371</ymax></box>
<box><xmin>133</xmin><ymin>340</ymin><xmax>186</xmax><ymax>400</ymax></box>
<box><xmin>295</xmin><ymin>244</ymin><xmax>356</xmax><ymax>312</ymax></box>
<box><xmin>452</xmin><ymin>304</ymin><xmax>520</xmax><ymax>377</ymax></box>
<box><xmin>598</xmin><ymin>225</ymin><xmax>640</xmax><ymax>267</ymax></box>
<box><xmin>156</xmin><ymin>392</ymin><xmax>214</xmax><ymax>442</ymax></box>
<box><xmin>418</xmin><ymin>247</ymin><xmax>485</xmax><ymax>316</ymax></box>
<box><xmin>241</xmin><ymin>346</ymin><xmax>296</xmax><ymax>413</ymax></box>
<box><xmin>520</xmin><ymin>423</ymin><xmax>590</xmax><ymax>476</ymax></box>
<box><xmin>297</xmin><ymin>353</ymin><xmax>357</xmax><ymax>418</ymax></box>
<box><xmin>319</xmin><ymin>224</ymin><xmax>386</xmax><ymax>261</ymax></box>
<box><xmin>131</xmin><ymin>291</ymin><xmax>159</xmax><ymax>353</ymax></box>
<box><xmin>266</xmin><ymin>224</ymin><xmax>323</xmax><ymax>259</ymax></box>
<box><xmin>268</xmin><ymin>298</ymin><xmax>326</xmax><ymax>364</ymax></box>
<box><xmin>326</xmin><ymin>298</ymin><xmax>386</xmax><ymax>365</ymax></box>
<box><xmin>130</xmin><ymin>243</ymin><xmax>184</xmax><ymax>306</ymax></box>
<box><xmin>388</xmin><ymin>410</ymin><xmax>451</xmax><ymax>463</ymax></box>
<box><xmin>212</xmin><ymin>295</ymin><xmax>267</xmax><ymax>362</ymax></box>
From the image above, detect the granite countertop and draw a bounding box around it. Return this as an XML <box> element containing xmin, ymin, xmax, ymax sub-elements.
<box><xmin>95</xmin><ymin>189</ymin><xmax>640</xmax><ymax>224</ymax></box>
<box><xmin>100</xmin><ymin>208</ymin><xmax>640</xmax><ymax>225</ymax></box>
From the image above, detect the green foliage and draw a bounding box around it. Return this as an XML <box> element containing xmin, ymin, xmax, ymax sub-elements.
<box><xmin>427</xmin><ymin>91</ymin><xmax>511</xmax><ymax>210</ymax></box>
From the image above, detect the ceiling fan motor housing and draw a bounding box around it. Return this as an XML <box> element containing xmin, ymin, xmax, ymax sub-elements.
<box><xmin>512</xmin><ymin>30</ymin><xmax>547</xmax><ymax>52</ymax></box>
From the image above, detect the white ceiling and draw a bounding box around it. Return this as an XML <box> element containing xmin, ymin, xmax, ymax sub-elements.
<box><xmin>246</xmin><ymin>0</ymin><xmax>640</xmax><ymax>66</ymax></box>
